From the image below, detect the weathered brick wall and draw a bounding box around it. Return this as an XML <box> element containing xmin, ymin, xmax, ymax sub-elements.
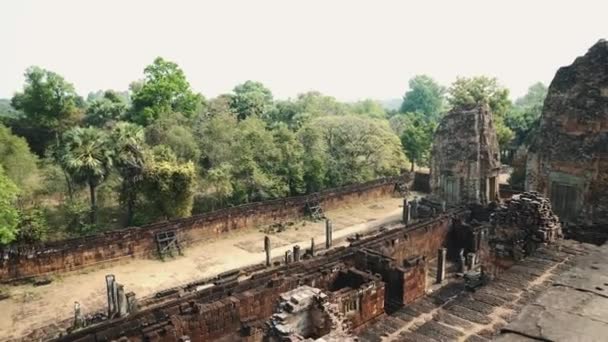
<box><xmin>402</xmin><ymin>257</ymin><xmax>426</xmax><ymax>304</ymax></box>
<box><xmin>0</xmin><ymin>177</ymin><xmax>402</xmax><ymax>282</ymax></box>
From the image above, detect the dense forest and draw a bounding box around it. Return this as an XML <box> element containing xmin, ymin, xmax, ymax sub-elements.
<box><xmin>0</xmin><ymin>58</ymin><xmax>547</xmax><ymax>245</ymax></box>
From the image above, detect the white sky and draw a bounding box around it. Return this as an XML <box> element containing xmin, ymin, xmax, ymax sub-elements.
<box><xmin>1</xmin><ymin>0</ymin><xmax>606</xmax><ymax>102</ymax></box>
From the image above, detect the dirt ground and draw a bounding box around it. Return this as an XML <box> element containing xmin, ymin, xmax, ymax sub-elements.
<box><xmin>0</xmin><ymin>194</ymin><xmax>419</xmax><ymax>340</ymax></box>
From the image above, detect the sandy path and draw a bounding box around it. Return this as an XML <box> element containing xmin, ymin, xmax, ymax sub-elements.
<box><xmin>0</xmin><ymin>195</ymin><xmax>416</xmax><ymax>339</ymax></box>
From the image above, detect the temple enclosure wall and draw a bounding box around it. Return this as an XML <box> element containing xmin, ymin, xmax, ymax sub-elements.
<box><xmin>0</xmin><ymin>176</ymin><xmax>404</xmax><ymax>282</ymax></box>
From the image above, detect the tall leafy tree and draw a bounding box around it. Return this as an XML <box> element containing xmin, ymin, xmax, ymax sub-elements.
<box><xmin>350</xmin><ymin>99</ymin><xmax>387</xmax><ymax>119</ymax></box>
<box><xmin>84</xmin><ymin>90</ymin><xmax>128</xmax><ymax>127</ymax></box>
<box><xmin>448</xmin><ymin>76</ymin><xmax>514</xmax><ymax>147</ymax></box>
<box><xmin>400</xmin><ymin>75</ymin><xmax>446</xmax><ymax>122</ymax></box>
<box><xmin>11</xmin><ymin>66</ymin><xmax>83</xmax><ymax>155</ymax></box>
<box><xmin>110</xmin><ymin>122</ymin><xmax>146</xmax><ymax>226</ymax></box>
<box><xmin>272</xmin><ymin>125</ymin><xmax>305</xmax><ymax>195</ymax></box>
<box><xmin>59</xmin><ymin>127</ymin><xmax>113</xmax><ymax>224</ymax></box>
<box><xmin>230</xmin><ymin>81</ymin><xmax>274</xmax><ymax>120</ymax></box>
<box><xmin>0</xmin><ymin>124</ymin><xmax>41</xmax><ymax>197</ymax></box>
<box><xmin>505</xmin><ymin>82</ymin><xmax>548</xmax><ymax>145</ymax></box>
<box><xmin>0</xmin><ymin>167</ymin><xmax>20</xmax><ymax>244</ymax></box>
<box><xmin>129</xmin><ymin>57</ymin><xmax>203</xmax><ymax>125</ymax></box>
<box><xmin>400</xmin><ymin>115</ymin><xmax>434</xmax><ymax>171</ymax></box>
<box><xmin>142</xmin><ymin>149</ymin><xmax>196</xmax><ymax>219</ymax></box>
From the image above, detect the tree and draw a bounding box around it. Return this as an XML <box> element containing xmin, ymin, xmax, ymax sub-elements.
<box><xmin>84</xmin><ymin>90</ymin><xmax>128</xmax><ymax>127</ymax></box>
<box><xmin>271</xmin><ymin>125</ymin><xmax>305</xmax><ymax>195</ymax></box>
<box><xmin>300</xmin><ymin>116</ymin><xmax>406</xmax><ymax>187</ymax></box>
<box><xmin>400</xmin><ymin>75</ymin><xmax>446</xmax><ymax>122</ymax></box>
<box><xmin>230</xmin><ymin>81</ymin><xmax>274</xmax><ymax>120</ymax></box>
<box><xmin>144</xmin><ymin>115</ymin><xmax>201</xmax><ymax>162</ymax></box>
<box><xmin>129</xmin><ymin>57</ymin><xmax>203</xmax><ymax>125</ymax></box>
<box><xmin>350</xmin><ymin>99</ymin><xmax>387</xmax><ymax>119</ymax></box>
<box><xmin>110</xmin><ymin>122</ymin><xmax>146</xmax><ymax>226</ymax></box>
<box><xmin>142</xmin><ymin>149</ymin><xmax>196</xmax><ymax>219</ymax></box>
<box><xmin>448</xmin><ymin>76</ymin><xmax>514</xmax><ymax>147</ymax></box>
<box><xmin>59</xmin><ymin>127</ymin><xmax>113</xmax><ymax>224</ymax></box>
<box><xmin>505</xmin><ymin>82</ymin><xmax>548</xmax><ymax>145</ymax></box>
<box><xmin>400</xmin><ymin>115</ymin><xmax>434</xmax><ymax>171</ymax></box>
<box><xmin>10</xmin><ymin>66</ymin><xmax>83</xmax><ymax>155</ymax></box>
<box><xmin>0</xmin><ymin>124</ymin><xmax>41</xmax><ymax>197</ymax></box>
<box><xmin>0</xmin><ymin>167</ymin><xmax>20</xmax><ymax>244</ymax></box>
<box><xmin>271</xmin><ymin>91</ymin><xmax>348</xmax><ymax>129</ymax></box>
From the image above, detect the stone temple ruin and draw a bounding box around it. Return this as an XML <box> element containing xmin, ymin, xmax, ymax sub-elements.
<box><xmin>526</xmin><ymin>39</ymin><xmax>608</xmax><ymax>225</ymax></box>
<box><xmin>431</xmin><ymin>104</ymin><xmax>501</xmax><ymax>205</ymax></box>
<box><xmin>4</xmin><ymin>41</ymin><xmax>608</xmax><ymax>342</ymax></box>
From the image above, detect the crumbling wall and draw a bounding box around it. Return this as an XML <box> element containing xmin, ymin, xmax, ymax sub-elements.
<box><xmin>430</xmin><ymin>104</ymin><xmax>501</xmax><ymax>205</ymax></box>
<box><xmin>526</xmin><ymin>39</ymin><xmax>608</xmax><ymax>224</ymax></box>
<box><xmin>0</xmin><ymin>177</ymin><xmax>401</xmax><ymax>281</ymax></box>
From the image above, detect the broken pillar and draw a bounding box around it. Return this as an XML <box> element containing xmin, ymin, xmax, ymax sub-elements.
<box><xmin>441</xmin><ymin>200</ymin><xmax>447</xmax><ymax>213</ymax></box>
<box><xmin>325</xmin><ymin>219</ymin><xmax>333</xmax><ymax>249</ymax></box>
<box><xmin>436</xmin><ymin>248</ymin><xmax>447</xmax><ymax>284</ymax></box>
<box><xmin>284</xmin><ymin>250</ymin><xmax>292</xmax><ymax>264</ymax></box>
<box><xmin>310</xmin><ymin>238</ymin><xmax>315</xmax><ymax>256</ymax></box>
<box><xmin>403</xmin><ymin>199</ymin><xmax>410</xmax><ymax>224</ymax></box>
<box><xmin>293</xmin><ymin>245</ymin><xmax>301</xmax><ymax>262</ymax></box>
<box><xmin>411</xmin><ymin>197</ymin><xmax>419</xmax><ymax>219</ymax></box>
<box><xmin>73</xmin><ymin>301</ymin><xmax>85</xmax><ymax>329</ymax></box>
<box><xmin>466</xmin><ymin>252</ymin><xmax>476</xmax><ymax>271</ymax></box>
<box><xmin>459</xmin><ymin>249</ymin><xmax>466</xmax><ymax>273</ymax></box>
<box><xmin>117</xmin><ymin>284</ymin><xmax>128</xmax><ymax>317</ymax></box>
<box><xmin>106</xmin><ymin>274</ymin><xmax>119</xmax><ymax>317</ymax></box>
<box><xmin>126</xmin><ymin>292</ymin><xmax>138</xmax><ymax>314</ymax></box>
<box><xmin>264</xmin><ymin>236</ymin><xmax>271</xmax><ymax>267</ymax></box>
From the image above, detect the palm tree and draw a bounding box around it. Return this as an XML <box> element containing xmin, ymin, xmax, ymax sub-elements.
<box><xmin>110</xmin><ymin>122</ymin><xmax>146</xmax><ymax>226</ymax></box>
<box><xmin>60</xmin><ymin>127</ymin><xmax>113</xmax><ymax>224</ymax></box>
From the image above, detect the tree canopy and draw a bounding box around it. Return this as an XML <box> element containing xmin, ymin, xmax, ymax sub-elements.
<box><xmin>400</xmin><ymin>75</ymin><xmax>446</xmax><ymax>121</ymax></box>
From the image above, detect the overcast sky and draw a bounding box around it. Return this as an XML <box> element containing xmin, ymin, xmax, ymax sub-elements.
<box><xmin>1</xmin><ymin>0</ymin><xmax>606</xmax><ymax>102</ymax></box>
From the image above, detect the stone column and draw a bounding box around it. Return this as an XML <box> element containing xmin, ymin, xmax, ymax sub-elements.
<box><xmin>436</xmin><ymin>248</ymin><xmax>447</xmax><ymax>284</ymax></box>
<box><xmin>403</xmin><ymin>199</ymin><xmax>410</xmax><ymax>224</ymax></box>
<box><xmin>310</xmin><ymin>238</ymin><xmax>315</xmax><ymax>256</ymax></box>
<box><xmin>73</xmin><ymin>301</ymin><xmax>85</xmax><ymax>329</ymax></box>
<box><xmin>264</xmin><ymin>236</ymin><xmax>271</xmax><ymax>267</ymax></box>
<box><xmin>105</xmin><ymin>274</ymin><xmax>116</xmax><ymax>317</ymax></box>
<box><xmin>466</xmin><ymin>252</ymin><xmax>476</xmax><ymax>271</ymax></box>
<box><xmin>459</xmin><ymin>249</ymin><xmax>466</xmax><ymax>273</ymax></box>
<box><xmin>117</xmin><ymin>284</ymin><xmax>128</xmax><ymax>317</ymax></box>
<box><xmin>441</xmin><ymin>200</ymin><xmax>447</xmax><ymax>213</ymax></box>
<box><xmin>411</xmin><ymin>198</ymin><xmax>419</xmax><ymax>219</ymax></box>
<box><xmin>126</xmin><ymin>292</ymin><xmax>138</xmax><ymax>314</ymax></box>
<box><xmin>293</xmin><ymin>245</ymin><xmax>301</xmax><ymax>262</ymax></box>
<box><xmin>284</xmin><ymin>250</ymin><xmax>292</xmax><ymax>264</ymax></box>
<box><xmin>325</xmin><ymin>219</ymin><xmax>333</xmax><ymax>249</ymax></box>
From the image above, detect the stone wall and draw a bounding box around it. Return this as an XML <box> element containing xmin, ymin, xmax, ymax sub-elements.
<box><xmin>0</xmin><ymin>177</ymin><xmax>402</xmax><ymax>282</ymax></box>
<box><xmin>30</xmin><ymin>211</ymin><xmax>462</xmax><ymax>342</ymax></box>
<box><xmin>526</xmin><ymin>39</ymin><xmax>608</xmax><ymax>224</ymax></box>
<box><xmin>430</xmin><ymin>104</ymin><xmax>501</xmax><ymax>205</ymax></box>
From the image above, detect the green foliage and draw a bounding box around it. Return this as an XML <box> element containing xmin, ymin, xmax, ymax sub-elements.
<box><xmin>58</xmin><ymin>127</ymin><xmax>113</xmax><ymax>223</ymax></box>
<box><xmin>10</xmin><ymin>66</ymin><xmax>83</xmax><ymax>155</ymax></box>
<box><xmin>110</xmin><ymin>122</ymin><xmax>146</xmax><ymax>225</ymax></box>
<box><xmin>400</xmin><ymin>114</ymin><xmax>435</xmax><ymax>170</ymax></box>
<box><xmin>505</xmin><ymin>82</ymin><xmax>548</xmax><ymax>145</ymax></box>
<box><xmin>300</xmin><ymin>116</ymin><xmax>406</xmax><ymax>187</ymax></box>
<box><xmin>0</xmin><ymin>124</ymin><xmax>41</xmax><ymax>197</ymax></box>
<box><xmin>85</xmin><ymin>90</ymin><xmax>128</xmax><ymax>127</ymax></box>
<box><xmin>388</xmin><ymin>114</ymin><xmax>410</xmax><ymax>137</ymax></box>
<box><xmin>129</xmin><ymin>57</ymin><xmax>203</xmax><ymax>125</ymax></box>
<box><xmin>142</xmin><ymin>154</ymin><xmax>196</xmax><ymax>219</ymax></box>
<box><xmin>145</xmin><ymin>115</ymin><xmax>200</xmax><ymax>162</ymax></box>
<box><xmin>271</xmin><ymin>91</ymin><xmax>348</xmax><ymax>129</ymax></box>
<box><xmin>400</xmin><ymin>75</ymin><xmax>446</xmax><ymax>121</ymax></box>
<box><xmin>16</xmin><ymin>207</ymin><xmax>48</xmax><ymax>243</ymax></box>
<box><xmin>59</xmin><ymin>199</ymin><xmax>97</xmax><ymax>235</ymax></box>
<box><xmin>231</xmin><ymin>117</ymin><xmax>286</xmax><ymax>201</ymax></box>
<box><xmin>448</xmin><ymin>76</ymin><xmax>514</xmax><ymax>147</ymax></box>
<box><xmin>230</xmin><ymin>81</ymin><xmax>274</xmax><ymax>120</ymax></box>
<box><xmin>0</xmin><ymin>167</ymin><xmax>20</xmax><ymax>244</ymax></box>
<box><xmin>0</xmin><ymin>99</ymin><xmax>21</xmax><ymax>120</ymax></box>
<box><xmin>271</xmin><ymin>125</ymin><xmax>305</xmax><ymax>195</ymax></box>
<box><xmin>196</xmin><ymin>111</ymin><xmax>239</xmax><ymax>169</ymax></box>
<box><xmin>349</xmin><ymin>99</ymin><xmax>387</xmax><ymax>119</ymax></box>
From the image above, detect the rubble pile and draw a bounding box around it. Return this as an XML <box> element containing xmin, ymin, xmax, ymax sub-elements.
<box><xmin>491</xmin><ymin>192</ymin><xmax>562</xmax><ymax>243</ymax></box>
<box><xmin>490</xmin><ymin>192</ymin><xmax>562</xmax><ymax>260</ymax></box>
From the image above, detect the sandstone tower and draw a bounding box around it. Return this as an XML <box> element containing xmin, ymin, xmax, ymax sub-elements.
<box><xmin>430</xmin><ymin>104</ymin><xmax>501</xmax><ymax>205</ymax></box>
<box><xmin>526</xmin><ymin>39</ymin><xmax>608</xmax><ymax>223</ymax></box>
